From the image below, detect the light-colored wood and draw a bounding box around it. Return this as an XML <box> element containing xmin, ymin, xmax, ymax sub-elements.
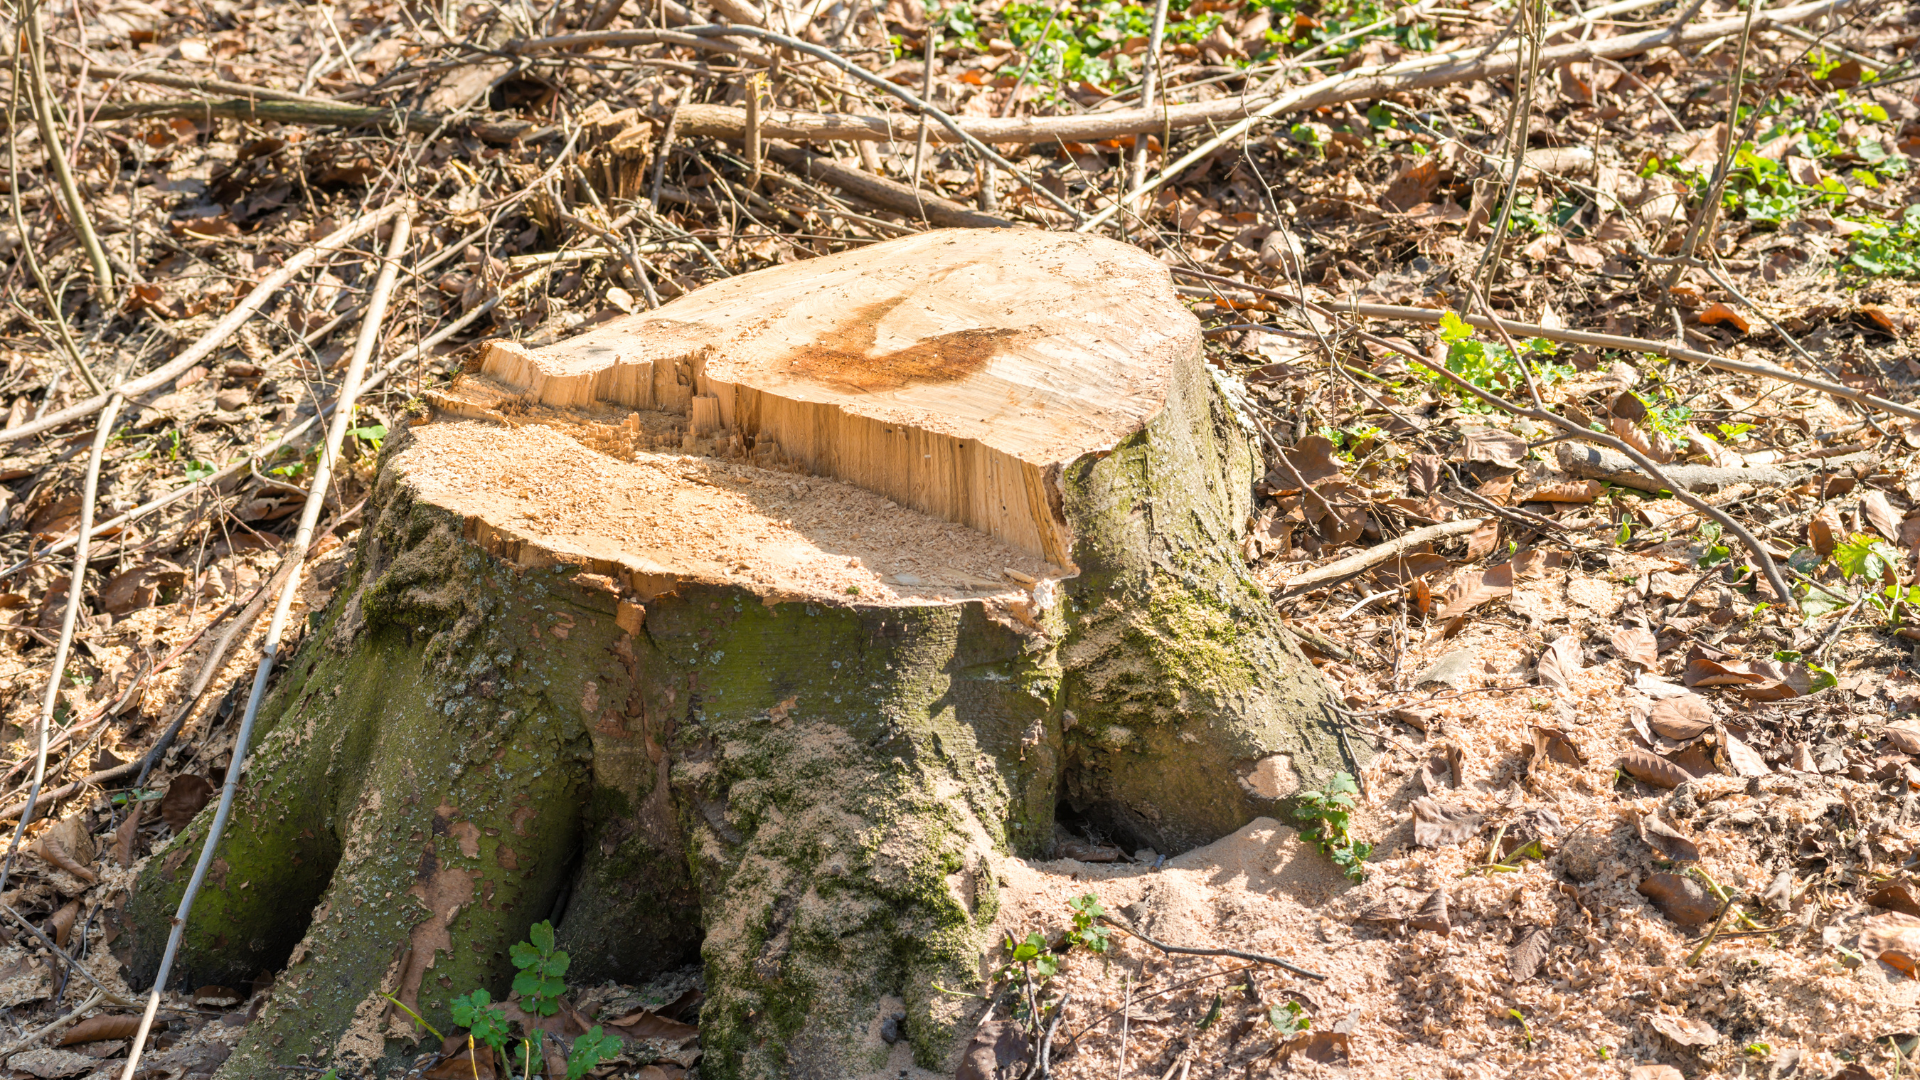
<box><xmin>470</xmin><ymin>228</ymin><xmax>1196</xmax><ymax>567</ymax></box>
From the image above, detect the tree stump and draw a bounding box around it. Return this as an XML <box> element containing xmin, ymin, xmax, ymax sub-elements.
<box><xmin>118</xmin><ymin>229</ymin><xmax>1350</xmax><ymax>1078</ymax></box>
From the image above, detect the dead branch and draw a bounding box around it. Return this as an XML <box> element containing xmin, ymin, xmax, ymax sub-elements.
<box><xmin>767</xmin><ymin>145</ymin><xmax>1013</xmax><ymax>229</ymax></box>
<box><xmin>0</xmin><ymin>202</ymin><xmax>405</xmax><ymax>446</ymax></box>
<box><xmin>1174</xmin><ymin>269</ymin><xmax>1920</xmax><ymax>425</ymax></box>
<box><xmin>1279</xmin><ymin>517</ymin><xmax>1489</xmax><ymax>593</ymax></box>
<box><xmin>1554</xmin><ymin>442</ymin><xmax>1868</xmax><ymax>494</ymax></box>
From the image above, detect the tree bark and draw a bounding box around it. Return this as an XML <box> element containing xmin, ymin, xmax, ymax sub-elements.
<box><xmin>115</xmin><ymin>229</ymin><xmax>1352</xmax><ymax>1078</ymax></box>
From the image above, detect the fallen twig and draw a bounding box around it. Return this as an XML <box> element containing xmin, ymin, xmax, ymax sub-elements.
<box><xmin>1171</xmin><ymin>269</ymin><xmax>1920</xmax><ymax>425</ymax></box>
<box><xmin>1278</xmin><ymin>518</ymin><xmax>1488</xmax><ymax>593</ymax></box>
<box><xmin>119</xmin><ymin>208</ymin><xmax>412</xmax><ymax>1080</ymax></box>
<box><xmin>1098</xmin><ymin>915</ymin><xmax>1327</xmax><ymax>981</ymax></box>
<box><xmin>0</xmin><ymin>202</ymin><xmax>406</xmax><ymax>446</ymax></box>
<box><xmin>0</xmin><ymin>393</ymin><xmax>122</xmax><ymax>897</ymax></box>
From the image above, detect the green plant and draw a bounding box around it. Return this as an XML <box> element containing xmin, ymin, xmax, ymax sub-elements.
<box><xmin>1269</xmin><ymin>1000</ymin><xmax>1310</xmax><ymax>1035</ymax></box>
<box><xmin>1293</xmin><ymin>772</ymin><xmax>1370</xmax><ymax>882</ymax></box>
<box><xmin>1065</xmin><ymin>894</ymin><xmax>1110</xmax><ymax>953</ymax></box>
<box><xmin>511</xmin><ymin>920</ymin><xmax>570</xmax><ymax>1017</ymax></box>
<box><xmin>451</xmin><ymin>989</ymin><xmax>512</xmax><ymax>1055</ymax></box>
<box><xmin>567</xmin><ymin>1027</ymin><xmax>622</xmax><ymax>1080</ymax></box>
<box><xmin>1422</xmin><ymin>312</ymin><xmax>1571</xmax><ymax>414</ymax></box>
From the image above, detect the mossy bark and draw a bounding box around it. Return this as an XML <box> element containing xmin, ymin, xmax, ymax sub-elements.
<box><xmin>118</xmin><ymin>361</ymin><xmax>1350</xmax><ymax>1078</ymax></box>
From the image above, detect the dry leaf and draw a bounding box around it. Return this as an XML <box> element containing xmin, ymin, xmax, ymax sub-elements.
<box><xmin>1419</xmin><ymin>743</ymin><xmax>1464</xmax><ymax>793</ymax></box>
<box><xmin>1647</xmin><ymin>695</ymin><xmax>1713</xmax><ymax>740</ymax></box>
<box><xmin>1886</xmin><ymin>724</ymin><xmax>1920</xmax><ymax>755</ymax></box>
<box><xmin>1463</xmin><ymin>518</ymin><xmax>1500</xmax><ymax>561</ymax></box>
<box><xmin>1508</xmin><ymin>926</ymin><xmax>1550</xmax><ymax>981</ymax></box>
<box><xmin>1646</xmin><ymin>1013</ymin><xmax>1723</xmax><ymax>1047</ymax></box>
<box><xmin>1809</xmin><ymin>506</ymin><xmax>1842</xmax><ymax>557</ymax></box>
<box><xmin>1620</xmin><ymin>750</ymin><xmax>1693</xmax><ymax>789</ymax></box>
<box><xmin>1862</xmin><ymin>490</ymin><xmax>1902</xmax><ymax>544</ymax></box>
<box><xmin>1527</xmin><ymin>480</ymin><xmax>1604</xmax><ymax>502</ymax></box>
<box><xmin>1638</xmin><ymin>872</ymin><xmax>1721</xmax><ymax>924</ymax></box>
<box><xmin>1531</xmin><ymin>726</ymin><xmax>1585</xmax><ymax>768</ymax></box>
<box><xmin>1412</xmin><ymin>797</ymin><xmax>1483</xmax><ymax>848</ymax></box>
<box><xmin>1463</xmin><ymin>428</ymin><xmax>1527</xmax><ymax>468</ymax></box>
<box><xmin>112</xmin><ymin>803</ymin><xmax>142</xmax><ymax>868</ymax></box>
<box><xmin>1862</xmin><ymin>912</ymin><xmax>1920</xmax><ymax>976</ymax></box>
<box><xmin>161</xmin><ymin>774</ymin><xmax>215</xmax><ymax>831</ymax></box>
<box><xmin>1536</xmin><ymin>636</ymin><xmax>1583</xmax><ymax>696</ymax></box>
<box><xmin>424</xmin><ymin>1035</ymin><xmax>498</xmax><ymax>1080</ymax></box>
<box><xmin>47</xmin><ymin>900</ymin><xmax>79</xmax><ymax>948</ymax></box>
<box><xmin>1436</xmin><ymin>562</ymin><xmax>1515</xmax><ymax>620</ymax></box>
<box><xmin>1638</xmin><ymin>814</ymin><xmax>1699</xmax><ymax>861</ymax></box>
<box><xmin>57</xmin><ymin>1014</ymin><xmax>142</xmax><ymax>1046</ymax></box>
<box><xmin>1719</xmin><ymin>731</ymin><xmax>1769</xmax><ymax>778</ymax></box>
<box><xmin>1867</xmin><ymin>882</ymin><xmax>1920</xmax><ymax>918</ymax></box>
<box><xmin>1697</xmin><ymin>302</ymin><xmax>1751</xmax><ymax>333</ymax></box>
<box><xmin>1409</xmin><ymin>889</ymin><xmax>1450</xmax><ymax>934</ymax></box>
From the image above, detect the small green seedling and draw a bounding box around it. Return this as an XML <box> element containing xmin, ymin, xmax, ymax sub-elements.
<box><xmin>510</xmin><ymin>921</ymin><xmax>570</xmax><ymax>1017</ymax></box>
<box><xmin>1294</xmin><ymin>772</ymin><xmax>1371</xmax><ymax>883</ymax></box>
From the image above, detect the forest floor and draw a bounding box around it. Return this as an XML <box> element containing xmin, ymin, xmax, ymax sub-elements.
<box><xmin>1</xmin><ymin>0</ymin><xmax>1919</xmax><ymax>1076</ymax></box>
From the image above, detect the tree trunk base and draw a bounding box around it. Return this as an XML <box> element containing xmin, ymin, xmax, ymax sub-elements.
<box><xmin>114</xmin><ymin>229</ymin><xmax>1353</xmax><ymax>1078</ymax></box>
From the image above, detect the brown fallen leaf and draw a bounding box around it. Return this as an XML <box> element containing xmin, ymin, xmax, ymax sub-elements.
<box><xmin>1862</xmin><ymin>490</ymin><xmax>1902</xmax><ymax>544</ymax></box>
<box><xmin>1419</xmin><ymin>743</ymin><xmax>1464</xmax><ymax>793</ymax></box>
<box><xmin>1719</xmin><ymin>730</ymin><xmax>1769</xmax><ymax>778</ymax></box>
<box><xmin>1647</xmin><ymin>695</ymin><xmax>1713</xmax><ymax>740</ymax></box>
<box><xmin>1509</xmin><ymin>926</ymin><xmax>1551</xmax><ymax>981</ymax></box>
<box><xmin>57</xmin><ymin>1014</ymin><xmax>142</xmax><ymax>1046</ymax></box>
<box><xmin>1646</xmin><ymin>1013</ymin><xmax>1723</xmax><ymax>1048</ymax></box>
<box><xmin>1463</xmin><ymin>427</ymin><xmax>1527</xmax><ymax>468</ymax></box>
<box><xmin>424</xmin><ymin>1035</ymin><xmax>498</xmax><ymax>1080</ymax></box>
<box><xmin>1638</xmin><ymin>872</ymin><xmax>1721</xmax><ymax>924</ymax></box>
<box><xmin>34</xmin><ymin>824</ymin><xmax>97</xmax><ymax>885</ymax></box>
<box><xmin>47</xmin><ymin>899</ymin><xmax>79</xmax><ymax>948</ymax></box>
<box><xmin>1412</xmin><ymin>797</ymin><xmax>1483</xmax><ymax>848</ymax></box>
<box><xmin>1620</xmin><ymin>750</ymin><xmax>1692</xmax><ymax>789</ymax></box>
<box><xmin>112</xmin><ymin>803</ymin><xmax>142</xmax><ymax>868</ymax></box>
<box><xmin>1862</xmin><ymin>911</ymin><xmax>1920</xmax><ymax>976</ymax></box>
<box><xmin>1637</xmin><ymin>814</ymin><xmax>1699</xmax><ymax>861</ymax></box>
<box><xmin>1536</xmin><ymin>636</ymin><xmax>1583</xmax><ymax>696</ymax></box>
<box><xmin>1464</xmin><ymin>517</ymin><xmax>1500</xmax><ymax>561</ymax></box>
<box><xmin>1526</xmin><ymin>479</ymin><xmax>1604</xmax><ymax>503</ymax></box>
<box><xmin>161</xmin><ymin>774</ymin><xmax>215</xmax><ymax>831</ymax></box>
<box><xmin>1436</xmin><ymin>562</ymin><xmax>1515</xmax><ymax>621</ymax></box>
<box><xmin>1409</xmin><ymin>889</ymin><xmax>1450</xmax><ymax>934</ymax></box>
<box><xmin>1611</xmin><ymin>625</ymin><xmax>1659</xmax><ymax>669</ymax></box>
<box><xmin>1531</xmin><ymin>725</ymin><xmax>1585</xmax><ymax>768</ymax></box>
<box><xmin>1885</xmin><ymin>723</ymin><xmax>1920</xmax><ymax>755</ymax></box>
<box><xmin>1867</xmin><ymin>882</ymin><xmax>1920</xmax><ymax>918</ymax></box>
<box><xmin>1697</xmin><ymin>302</ymin><xmax>1751</xmax><ymax>333</ymax></box>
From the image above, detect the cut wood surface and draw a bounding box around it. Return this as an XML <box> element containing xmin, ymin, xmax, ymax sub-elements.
<box><xmin>461</xmin><ymin>228</ymin><xmax>1191</xmax><ymax>567</ymax></box>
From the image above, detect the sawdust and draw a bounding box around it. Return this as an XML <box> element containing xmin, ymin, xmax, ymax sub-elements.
<box><xmin>394</xmin><ymin>421</ymin><xmax>1061</xmax><ymax>605</ymax></box>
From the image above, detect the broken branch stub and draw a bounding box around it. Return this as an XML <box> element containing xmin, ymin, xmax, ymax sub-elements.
<box><xmin>117</xmin><ymin>230</ymin><xmax>1350</xmax><ymax>1078</ymax></box>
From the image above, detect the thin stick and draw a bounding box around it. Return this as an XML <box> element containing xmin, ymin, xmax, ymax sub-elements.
<box><xmin>1278</xmin><ymin>518</ymin><xmax>1488</xmax><ymax>593</ymax></box>
<box><xmin>23</xmin><ymin>0</ymin><xmax>114</xmax><ymax>298</ymax></box>
<box><xmin>1126</xmin><ymin>0</ymin><xmax>1170</xmax><ymax>219</ymax></box>
<box><xmin>0</xmin><ymin>987</ymin><xmax>103</xmax><ymax>1057</ymax></box>
<box><xmin>1097</xmin><ymin>916</ymin><xmax>1326</xmax><ymax>981</ymax></box>
<box><xmin>685</xmin><ymin>23</ymin><xmax>1086</xmax><ymax>223</ymax></box>
<box><xmin>0</xmin><ymin>393</ymin><xmax>122</xmax><ymax>898</ymax></box>
<box><xmin>118</xmin><ymin>208</ymin><xmax>412</xmax><ymax>1080</ymax></box>
<box><xmin>1075</xmin><ymin>0</ymin><xmax>1864</xmax><ymax>233</ymax></box>
<box><xmin>0</xmin><ymin>267</ymin><xmax>517</xmax><ymax>586</ymax></box>
<box><xmin>0</xmin><ymin>202</ymin><xmax>406</xmax><ymax>446</ymax></box>
<box><xmin>1169</xmin><ymin>268</ymin><xmax>1920</xmax><ymax>425</ymax></box>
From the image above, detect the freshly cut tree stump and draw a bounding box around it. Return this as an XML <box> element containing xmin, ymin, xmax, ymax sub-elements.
<box><xmin>117</xmin><ymin>229</ymin><xmax>1350</xmax><ymax>1078</ymax></box>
